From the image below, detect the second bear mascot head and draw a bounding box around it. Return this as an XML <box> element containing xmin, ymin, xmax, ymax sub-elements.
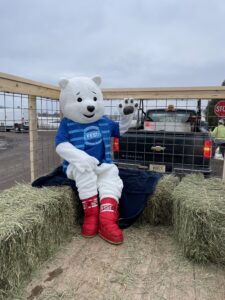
<box><xmin>59</xmin><ymin>76</ymin><xmax>104</xmax><ymax>124</ymax></box>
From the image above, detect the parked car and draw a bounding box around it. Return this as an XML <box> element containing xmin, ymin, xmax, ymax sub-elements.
<box><xmin>113</xmin><ymin>105</ymin><xmax>212</xmax><ymax>176</ymax></box>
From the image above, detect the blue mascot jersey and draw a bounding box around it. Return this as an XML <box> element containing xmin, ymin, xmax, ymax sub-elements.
<box><xmin>55</xmin><ymin>116</ymin><xmax>120</xmax><ymax>172</ymax></box>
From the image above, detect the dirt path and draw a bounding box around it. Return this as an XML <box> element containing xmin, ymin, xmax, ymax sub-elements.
<box><xmin>19</xmin><ymin>226</ymin><xmax>225</xmax><ymax>300</ymax></box>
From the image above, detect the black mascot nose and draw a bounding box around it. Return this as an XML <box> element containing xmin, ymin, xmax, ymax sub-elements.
<box><xmin>87</xmin><ymin>105</ymin><xmax>95</xmax><ymax>113</ymax></box>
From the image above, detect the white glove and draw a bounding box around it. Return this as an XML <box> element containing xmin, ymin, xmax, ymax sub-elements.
<box><xmin>118</xmin><ymin>98</ymin><xmax>138</xmax><ymax>135</ymax></box>
<box><xmin>73</xmin><ymin>159</ymin><xmax>99</xmax><ymax>173</ymax></box>
<box><xmin>118</xmin><ymin>98</ymin><xmax>138</xmax><ymax>116</ymax></box>
<box><xmin>56</xmin><ymin>142</ymin><xmax>99</xmax><ymax>173</ymax></box>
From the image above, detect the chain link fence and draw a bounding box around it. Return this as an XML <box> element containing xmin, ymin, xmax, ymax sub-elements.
<box><xmin>0</xmin><ymin>92</ymin><xmax>60</xmax><ymax>190</ymax></box>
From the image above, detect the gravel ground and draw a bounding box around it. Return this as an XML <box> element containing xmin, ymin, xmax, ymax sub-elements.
<box><xmin>0</xmin><ymin>131</ymin><xmax>60</xmax><ymax>190</ymax></box>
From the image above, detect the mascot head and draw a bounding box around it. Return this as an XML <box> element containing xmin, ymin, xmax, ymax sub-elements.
<box><xmin>59</xmin><ymin>76</ymin><xmax>104</xmax><ymax>124</ymax></box>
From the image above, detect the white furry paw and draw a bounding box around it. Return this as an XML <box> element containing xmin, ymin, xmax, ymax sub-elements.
<box><xmin>118</xmin><ymin>98</ymin><xmax>138</xmax><ymax>116</ymax></box>
<box><xmin>75</xmin><ymin>157</ymin><xmax>99</xmax><ymax>173</ymax></box>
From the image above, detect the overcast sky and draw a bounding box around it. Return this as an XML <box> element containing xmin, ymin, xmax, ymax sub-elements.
<box><xmin>1</xmin><ymin>0</ymin><xmax>225</xmax><ymax>88</ymax></box>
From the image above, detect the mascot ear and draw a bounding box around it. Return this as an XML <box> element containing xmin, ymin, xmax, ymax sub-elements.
<box><xmin>59</xmin><ymin>78</ymin><xmax>69</xmax><ymax>89</ymax></box>
<box><xmin>92</xmin><ymin>76</ymin><xmax>102</xmax><ymax>86</ymax></box>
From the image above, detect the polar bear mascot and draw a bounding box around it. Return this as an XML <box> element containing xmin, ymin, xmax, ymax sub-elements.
<box><xmin>55</xmin><ymin>76</ymin><xmax>137</xmax><ymax>244</ymax></box>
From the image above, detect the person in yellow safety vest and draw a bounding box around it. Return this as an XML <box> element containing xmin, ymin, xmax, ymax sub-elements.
<box><xmin>211</xmin><ymin>119</ymin><xmax>225</xmax><ymax>158</ymax></box>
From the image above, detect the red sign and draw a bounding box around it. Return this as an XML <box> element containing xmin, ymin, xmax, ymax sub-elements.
<box><xmin>214</xmin><ymin>101</ymin><xmax>225</xmax><ymax>116</ymax></box>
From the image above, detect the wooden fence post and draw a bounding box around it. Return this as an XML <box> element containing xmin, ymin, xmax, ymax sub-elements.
<box><xmin>28</xmin><ymin>95</ymin><xmax>38</xmax><ymax>181</ymax></box>
<box><xmin>223</xmin><ymin>159</ymin><xmax>225</xmax><ymax>182</ymax></box>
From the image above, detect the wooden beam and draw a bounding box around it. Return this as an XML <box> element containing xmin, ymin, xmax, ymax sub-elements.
<box><xmin>1</xmin><ymin>72</ymin><xmax>225</xmax><ymax>100</ymax></box>
<box><xmin>102</xmin><ymin>87</ymin><xmax>225</xmax><ymax>99</ymax></box>
<box><xmin>28</xmin><ymin>95</ymin><xmax>39</xmax><ymax>181</ymax></box>
<box><xmin>0</xmin><ymin>72</ymin><xmax>60</xmax><ymax>99</ymax></box>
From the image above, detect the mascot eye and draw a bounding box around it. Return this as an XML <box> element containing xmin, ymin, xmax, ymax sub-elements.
<box><xmin>77</xmin><ymin>97</ymin><xmax>83</xmax><ymax>102</ymax></box>
<box><xmin>93</xmin><ymin>97</ymin><xmax>97</xmax><ymax>101</ymax></box>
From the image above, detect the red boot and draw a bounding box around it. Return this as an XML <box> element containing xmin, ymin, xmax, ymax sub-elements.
<box><xmin>99</xmin><ymin>198</ymin><xmax>124</xmax><ymax>244</ymax></box>
<box><xmin>81</xmin><ymin>195</ymin><xmax>99</xmax><ymax>237</ymax></box>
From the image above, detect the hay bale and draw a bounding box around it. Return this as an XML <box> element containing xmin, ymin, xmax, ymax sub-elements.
<box><xmin>0</xmin><ymin>184</ymin><xmax>77</xmax><ymax>298</ymax></box>
<box><xmin>173</xmin><ymin>174</ymin><xmax>225</xmax><ymax>264</ymax></box>
<box><xmin>139</xmin><ymin>175</ymin><xmax>179</xmax><ymax>225</ymax></box>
